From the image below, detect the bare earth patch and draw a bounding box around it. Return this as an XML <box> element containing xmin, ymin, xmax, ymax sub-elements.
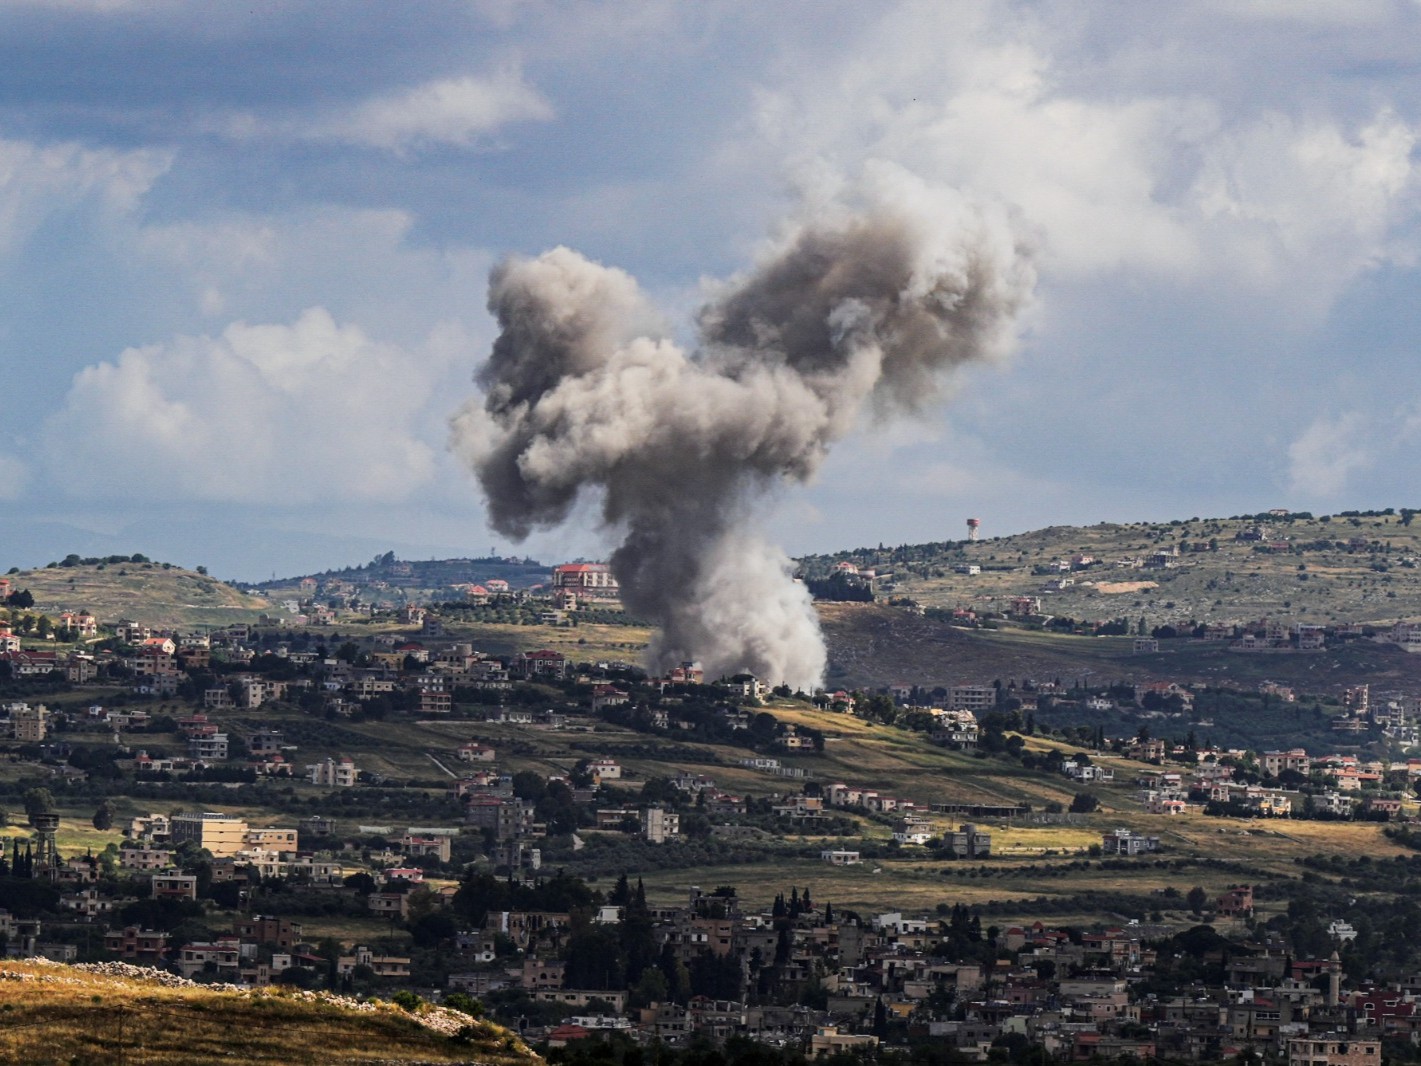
<box><xmin>1090</xmin><ymin>581</ymin><xmax>1160</xmax><ymax>594</ymax></box>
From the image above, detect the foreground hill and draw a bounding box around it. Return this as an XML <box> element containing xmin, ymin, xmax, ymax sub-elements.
<box><xmin>0</xmin><ymin>959</ymin><xmax>539</xmax><ymax>1066</ymax></box>
<box><xmin>10</xmin><ymin>558</ymin><xmax>269</xmax><ymax>628</ymax></box>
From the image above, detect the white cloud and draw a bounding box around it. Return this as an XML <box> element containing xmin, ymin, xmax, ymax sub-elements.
<box><xmin>0</xmin><ymin>136</ymin><xmax>169</xmax><ymax>258</ymax></box>
<box><xmin>193</xmin><ymin>64</ymin><xmax>553</xmax><ymax>154</ymax></box>
<box><xmin>1192</xmin><ymin>109</ymin><xmax>1418</xmax><ymax>292</ymax></box>
<box><xmin>44</xmin><ymin>308</ymin><xmax>458</xmax><ymax>504</ymax></box>
<box><xmin>743</xmin><ymin>3</ymin><xmax>1421</xmax><ymax>310</ymax></box>
<box><xmin>255</xmin><ymin>63</ymin><xmax>554</xmax><ymax>152</ymax></box>
<box><xmin>1287</xmin><ymin>412</ymin><xmax>1373</xmax><ymax>497</ymax></box>
<box><xmin>319</xmin><ymin>67</ymin><xmax>553</xmax><ymax>152</ymax></box>
<box><xmin>132</xmin><ymin>206</ymin><xmax>496</xmax><ymax>342</ymax></box>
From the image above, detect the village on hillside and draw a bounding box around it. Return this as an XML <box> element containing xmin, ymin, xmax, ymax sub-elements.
<box><xmin>7</xmin><ymin>558</ymin><xmax>1421</xmax><ymax>1063</ymax></box>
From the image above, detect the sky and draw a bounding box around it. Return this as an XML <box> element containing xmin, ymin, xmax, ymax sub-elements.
<box><xmin>2</xmin><ymin>0</ymin><xmax>1421</xmax><ymax>581</ymax></box>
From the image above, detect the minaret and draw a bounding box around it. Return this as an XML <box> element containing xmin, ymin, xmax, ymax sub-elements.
<box><xmin>1327</xmin><ymin>950</ymin><xmax>1341</xmax><ymax>1008</ymax></box>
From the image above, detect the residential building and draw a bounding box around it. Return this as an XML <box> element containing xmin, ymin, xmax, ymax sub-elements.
<box><xmin>949</xmin><ymin>685</ymin><xmax>996</xmax><ymax>712</ymax></box>
<box><xmin>944</xmin><ymin>824</ymin><xmax>992</xmax><ymax>859</ymax></box>
<box><xmin>1287</xmin><ymin>1036</ymin><xmax>1380</xmax><ymax>1066</ymax></box>
<box><xmin>1101</xmin><ymin>828</ymin><xmax>1159</xmax><ymax>856</ymax></box>
<box><xmin>551</xmin><ymin>562</ymin><xmax>619</xmax><ymax>597</ymax></box>
<box><xmin>642</xmin><ymin>806</ymin><xmax>680</xmax><ymax>844</ymax></box>
<box><xmin>307</xmin><ymin>756</ymin><xmax>358</xmax><ymax>787</ymax></box>
<box><xmin>151</xmin><ymin>872</ymin><xmax>198</xmax><ymax>900</ymax></box>
<box><xmin>10</xmin><ymin>703</ymin><xmax>47</xmax><ymax>742</ymax></box>
<box><xmin>234</xmin><ymin>915</ymin><xmax>303</xmax><ymax>950</ymax></box>
<box><xmin>169</xmin><ymin>812</ymin><xmax>249</xmax><ymax>858</ymax></box>
<box><xmin>104</xmin><ymin>926</ymin><xmax>170</xmax><ymax>961</ymax></box>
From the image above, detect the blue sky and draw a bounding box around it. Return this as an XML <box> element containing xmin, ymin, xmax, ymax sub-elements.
<box><xmin>2</xmin><ymin>0</ymin><xmax>1420</xmax><ymax>580</ymax></box>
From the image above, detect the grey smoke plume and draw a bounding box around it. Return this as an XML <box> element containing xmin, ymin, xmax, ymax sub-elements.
<box><xmin>450</xmin><ymin>169</ymin><xmax>1034</xmax><ymax>690</ymax></box>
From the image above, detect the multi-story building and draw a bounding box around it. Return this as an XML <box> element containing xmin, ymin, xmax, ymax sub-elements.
<box><xmin>551</xmin><ymin>562</ymin><xmax>619</xmax><ymax>598</ymax></box>
<box><xmin>234</xmin><ymin>915</ymin><xmax>303</xmax><ymax>950</ymax></box>
<box><xmin>401</xmin><ymin>834</ymin><xmax>452</xmax><ymax>862</ymax></box>
<box><xmin>244</xmin><ymin>827</ymin><xmax>299</xmax><ymax>853</ymax></box>
<box><xmin>9</xmin><ymin>703</ymin><xmax>47</xmax><ymax>742</ymax></box>
<box><xmin>642</xmin><ymin>806</ymin><xmax>680</xmax><ymax>844</ymax></box>
<box><xmin>306</xmin><ymin>756</ymin><xmax>358</xmax><ymax>787</ymax></box>
<box><xmin>1263</xmin><ymin>748</ymin><xmax>1312</xmax><ymax>778</ymax></box>
<box><xmin>465</xmin><ymin>795</ymin><xmax>534</xmax><ymax>841</ymax></box>
<box><xmin>104</xmin><ymin>926</ymin><xmax>170</xmax><ymax>961</ymax></box>
<box><xmin>169</xmin><ymin>812</ymin><xmax>249</xmax><ymax>858</ymax></box>
<box><xmin>151</xmin><ymin>872</ymin><xmax>198</xmax><ymax>900</ymax></box>
<box><xmin>944</xmin><ymin>824</ymin><xmax>992</xmax><ymax>859</ymax></box>
<box><xmin>1287</xmin><ymin>1036</ymin><xmax>1380</xmax><ymax>1066</ymax></box>
<box><xmin>948</xmin><ymin>686</ymin><xmax>996</xmax><ymax>713</ymax></box>
<box><xmin>188</xmin><ymin>733</ymin><xmax>229</xmax><ymax>761</ymax></box>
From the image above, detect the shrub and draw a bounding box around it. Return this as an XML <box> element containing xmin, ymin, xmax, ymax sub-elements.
<box><xmin>444</xmin><ymin>992</ymin><xmax>483</xmax><ymax>1017</ymax></box>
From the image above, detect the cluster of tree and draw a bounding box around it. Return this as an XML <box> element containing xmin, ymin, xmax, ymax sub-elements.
<box><xmin>49</xmin><ymin>553</ymin><xmax>152</xmax><ymax>568</ymax></box>
<box><xmin>803</xmin><ymin>571</ymin><xmax>874</xmax><ymax>602</ymax></box>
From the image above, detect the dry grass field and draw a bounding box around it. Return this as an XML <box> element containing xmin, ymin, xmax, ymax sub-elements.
<box><xmin>9</xmin><ymin>561</ymin><xmax>269</xmax><ymax>628</ymax></box>
<box><xmin>0</xmin><ymin>960</ymin><xmax>538</xmax><ymax>1065</ymax></box>
<box><xmin>435</xmin><ymin>619</ymin><xmax>654</xmax><ymax>664</ymax></box>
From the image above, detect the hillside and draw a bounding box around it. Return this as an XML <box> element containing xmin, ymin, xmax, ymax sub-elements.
<box><xmin>0</xmin><ymin>959</ymin><xmax>539</xmax><ymax>1065</ymax></box>
<box><xmin>802</xmin><ymin>508</ymin><xmax>1421</xmax><ymax>631</ymax></box>
<box><xmin>8</xmin><ymin>558</ymin><xmax>270</xmax><ymax>628</ymax></box>
<box><xmin>817</xmin><ymin>602</ymin><xmax>1421</xmax><ymax>697</ymax></box>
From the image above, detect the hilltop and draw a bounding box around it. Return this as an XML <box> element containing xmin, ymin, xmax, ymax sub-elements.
<box><xmin>801</xmin><ymin>507</ymin><xmax>1421</xmax><ymax>631</ymax></box>
<box><xmin>7</xmin><ymin>556</ymin><xmax>269</xmax><ymax>628</ymax></box>
<box><xmin>247</xmin><ymin>552</ymin><xmax>552</xmax><ymax>603</ymax></box>
<box><xmin>0</xmin><ymin>959</ymin><xmax>539</xmax><ymax>1065</ymax></box>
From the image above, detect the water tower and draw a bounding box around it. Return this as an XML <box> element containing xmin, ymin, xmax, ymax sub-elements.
<box><xmin>29</xmin><ymin>812</ymin><xmax>60</xmax><ymax>869</ymax></box>
<box><xmin>966</xmin><ymin>517</ymin><xmax>981</xmax><ymax>542</ymax></box>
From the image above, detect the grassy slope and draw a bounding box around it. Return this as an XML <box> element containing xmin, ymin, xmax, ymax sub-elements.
<box><xmin>0</xmin><ymin>960</ymin><xmax>539</xmax><ymax>1065</ymax></box>
<box><xmin>806</xmin><ymin>512</ymin><xmax>1421</xmax><ymax>630</ymax></box>
<box><xmin>10</xmin><ymin>562</ymin><xmax>270</xmax><ymax>628</ymax></box>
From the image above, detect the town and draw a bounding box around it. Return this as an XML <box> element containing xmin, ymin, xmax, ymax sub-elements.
<box><xmin>7</xmin><ymin>549</ymin><xmax>1421</xmax><ymax>1064</ymax></box>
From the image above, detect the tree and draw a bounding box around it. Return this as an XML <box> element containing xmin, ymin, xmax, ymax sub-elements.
<box><xmin>1186</xmin><ymin>885</ymin><xmax>1209</xmax><ymax>916</ymax></box>
<box><xmin>23</xmin><ymin>788</ymin><xmax>55</xmax><ymax>823</ymax></box>
<box><xmin>1069</xmin><ymin>792</ymin><xmax>1100</xmax><ymax>814</ymax></box>
<box><xmin>92</xmin><ymin>801</ymin><xmax>114</xmax><ymax>832</ymax></box>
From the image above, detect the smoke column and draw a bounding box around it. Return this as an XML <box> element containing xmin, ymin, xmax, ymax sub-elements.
<box><xmin>450</xmin><ymin>167</ymin><xmax>1034</xmax><ymax>690</ymax></box>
